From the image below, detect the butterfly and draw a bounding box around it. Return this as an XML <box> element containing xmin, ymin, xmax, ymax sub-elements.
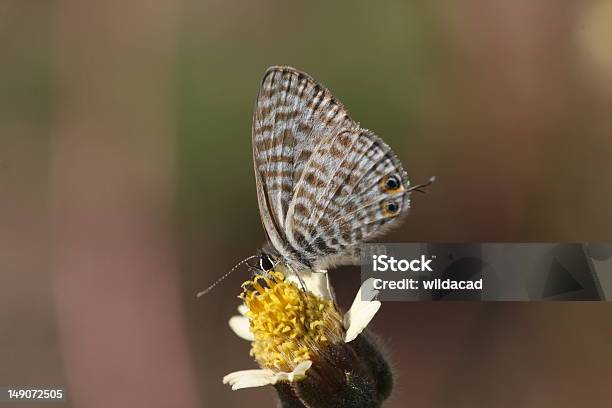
<box><xmin>197</xmin><ymin>66</ymin><xmax>432</xmax><ymax>297</ymax></box>
<box><xmin>253</xmin><ymin>66</ymin><xmax>429</xmax><ymax>274</ymax></box>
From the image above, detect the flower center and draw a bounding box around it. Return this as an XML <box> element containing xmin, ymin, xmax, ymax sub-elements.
<box><xmin>240</xmin><ymin>271</ymin><xmax>344</xmax><ymax>372</ymax></box>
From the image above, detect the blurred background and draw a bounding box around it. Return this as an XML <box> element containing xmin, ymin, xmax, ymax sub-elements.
<box><xmin>1</xmin><ymin>0</ymin><xmax>611</xmax><ymax>407</ymax></box>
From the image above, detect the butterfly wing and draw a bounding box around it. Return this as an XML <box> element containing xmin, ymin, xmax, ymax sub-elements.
<box><xmin>252</xmin><ymin>66</ymin><xmax>355</xmax><ymax>265</ymax></box>
<box><xmin>286</xmin><ymin>128</ymin><xmax>411</xmax><ymax>270</ymax></box>
<box><xmin>253</xmin><ymin>66</ymin><xmax>411</xmax><ymax>271</ymax></box>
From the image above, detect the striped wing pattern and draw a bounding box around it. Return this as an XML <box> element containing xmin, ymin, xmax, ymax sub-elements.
<box><xmin>253</xmin><ymin>66</ymin><xmax>410</xmax><ymax>271</ymax></box>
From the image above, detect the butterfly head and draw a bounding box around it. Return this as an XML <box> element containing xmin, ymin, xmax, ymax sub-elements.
<box><xmin>257</xmin><ymin>243</ymin><xmax>284</xmax><ymax>272</ymax></box>
<box><xmin>258</xmin><ymin>253</ymin><xmax>275</xmax><ymax>271</ymax></box>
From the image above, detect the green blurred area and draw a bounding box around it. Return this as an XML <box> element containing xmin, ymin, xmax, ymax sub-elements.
<box><xmin>176</xmin><ymin>0</ymin><xmax>612</xmax><ymax>248</ymax></box>
<box><xmin>177</xmin><ymin>2</ymin><xmax>442</xmax><ymax>244</ymax></box>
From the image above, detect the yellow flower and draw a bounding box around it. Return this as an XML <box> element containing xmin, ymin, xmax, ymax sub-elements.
<box><xmin>240</xmin><ymin>270</ymin><xmax>344</xmax><ymax>372</ymax></box>
<box><xmin>224</xmin><ymin>269</ymin><xmax>381</xmax><ymax>390</ymax></box>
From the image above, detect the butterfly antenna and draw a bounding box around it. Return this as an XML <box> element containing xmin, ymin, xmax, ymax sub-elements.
<box><xmin>196</xmin><ymin>255</ymin><xmax>259</xmax><ymax>298</ymax></box>
<box><xmin>407</xmin><ymin>176</ymin><xmax>436</xmax><ymax>194</ymax></box>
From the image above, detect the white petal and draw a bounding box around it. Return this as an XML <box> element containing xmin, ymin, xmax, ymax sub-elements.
<box><xmin>289</xmin><ymin>360</ymin><xmax>312</xmax><ymax>381</ymax></box>
<box><xmin>223</xmin><ymin>361</ymin><xmax>312</xmax><ymax>390</ymax></box>
<box><xmin>344</xmin><ymin>278</ymin><xmax>381</xmax><ymax>343</ymax></box>
<box><xmin>286</xmin><ymin>270</ymin><xmax>333</xmax><ymax>300</ymax></box>
<box><xmin>228</xmin><ymin>316</ymin><xmax>255</xmax><ymax>341</ymax></box>
<box><xmin>223</xmin><ymin>369</ymin><xmax>276</xmax><ymax>390</ymax></box>
<box><xmin>276</xmin><ymin>360</ymin><xmax>312</xmax><ymax>382</ymax></box>
<box><xmin>237</xmin><ymin>304</ymin><xmax>249</xmax><ymax>316</ymax></box>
